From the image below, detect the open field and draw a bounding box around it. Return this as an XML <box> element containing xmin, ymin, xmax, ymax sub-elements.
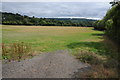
<box><xmin>2</xmin><ymin>25</ymin><xmax>118</xmax><ymax>78</ymax></box>
<box><xmin>2</xmin><ymin>25</ymin><xmax>103</xmax><ymax>52</ymax></box>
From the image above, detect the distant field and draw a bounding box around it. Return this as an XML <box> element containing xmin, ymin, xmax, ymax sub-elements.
<box><xmin>2</xmin><ymin>25</ymin><xmax>103</xmax><ymax>53</ymax></box>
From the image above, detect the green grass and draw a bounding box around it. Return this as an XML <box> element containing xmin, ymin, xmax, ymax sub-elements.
<box><xmin>2</xmin><ymin>25</ymin><xmax>103</xmax><ymax>53</ymax></box>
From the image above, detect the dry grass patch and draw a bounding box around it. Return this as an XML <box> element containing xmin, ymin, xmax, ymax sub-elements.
<box><xmin>2</xmin><ymin>42</ymin><xmax>34</xmax><ymax>61</ymax></box>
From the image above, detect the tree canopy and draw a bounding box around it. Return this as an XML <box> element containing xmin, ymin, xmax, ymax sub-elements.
<box><xmin>94</xmin><ymin>1</ymin><xmax>120</xmax><ymax>45</ymax></box>
<box><xmin>1</xmin><ymin>12</ymin><xmax>95</xmax><ymax>27</ymax></box>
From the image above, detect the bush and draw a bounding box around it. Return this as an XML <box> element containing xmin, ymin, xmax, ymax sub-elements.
<box><xmin>94</xmin><ymin>20</ymin><xmax>106</xmax><ymax>30</ymax></box>
<box><xmin>105</xmin><ymin>5</ymin><xmax>120</xmax><ymax>45</ymax></box>
<box><xmin>94</xmin><ymin>4</ymin><xmax>120</xmax><ymax>45</ymax></box>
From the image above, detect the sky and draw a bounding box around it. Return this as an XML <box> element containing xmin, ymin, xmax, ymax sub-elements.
<box><xmin>1</xmin><ymin>0</ymin><xmax>113</xmax><ymax>2</ymax></box>
<box><xmin>1</xmin><ymin>1</ymin><xmax>112</xmax><ymax>19</ymax></box>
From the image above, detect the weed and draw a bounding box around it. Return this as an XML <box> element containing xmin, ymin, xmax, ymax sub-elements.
<box><xmin>2</xmin><ymin>42</ymin><xmax>31</xmax><ymax>61</ymax></box>
<box><xmin>73</xmin><ymin>49</ymin><xmax>105</xmax><ymax>65</ymax></box>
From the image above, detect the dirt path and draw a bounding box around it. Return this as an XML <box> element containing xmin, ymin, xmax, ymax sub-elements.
<box><xmin>2</xmin><ymin>50</ymin><xmax>90</xmax><ymax>78</ymax></box>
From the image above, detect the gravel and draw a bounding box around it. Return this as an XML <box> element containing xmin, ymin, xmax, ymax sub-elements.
<box><xmin>2</xmin><ymin>50</ymin><xmax>90</xmax><ymax>78</ymax></box>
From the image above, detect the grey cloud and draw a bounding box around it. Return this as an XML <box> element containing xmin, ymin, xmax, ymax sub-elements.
<box><xmin>2</xmin><ymin>2</ymin><xmax>111</xmax><ymax>19</ymax></box>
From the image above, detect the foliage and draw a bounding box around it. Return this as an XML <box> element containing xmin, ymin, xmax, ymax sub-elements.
<box><xmin>110</xmin><ymin>0</ymin><xmax>120</xmax><ymax>6</ymax></box>
<box><xmin>104</xmin><ymin>5</ymin><xmax>120</xmax><ymax>45</ymax></box>
<box><xmin>92</xmin><ymin>4</ymin><xmax>120</xmax><ymax>77</ymax></box>
<box><xmin>111</xmin><ymin>5</ymin><xmax>120</xmax><ymax>45</ymax></box>
<box><xmin>72</xmin><ymin>38</ymin><xmax>118</xmax><ymax>78</ymax></box>
<box><xmin>94</xmin><ymin>4</ymin><xmax>120</xmax><ymax>45</ymax></box>
<box><xmin>94</xmin><ymin>20</ymin><xmax>106</xmax><ymax>30</ymax></box>
<box><xmin>1</xmin><ymin>12</ymin><xmax>95</xmax><ymax>27</ymax></box>
<box><xmin>94</xmin><ymin>5</ymin><xmax>116</xmax><ymax>30</ymax></box>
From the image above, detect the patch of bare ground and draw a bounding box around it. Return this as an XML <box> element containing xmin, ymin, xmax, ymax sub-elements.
<box><xmin>2</xmin><ymin>50</ymin><xmax>90</xmax><ymax>78</ymax></box>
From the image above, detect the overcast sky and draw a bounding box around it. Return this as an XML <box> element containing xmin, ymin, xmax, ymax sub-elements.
<box><xmin>2</xmin><ymin>2</ymin><xmax>111</xmax><ymax>19</ymax></box>
<box><xmin>2</xmin><ymin>0</ymin><xmax>113</xmax><ymax>2</ymax></box>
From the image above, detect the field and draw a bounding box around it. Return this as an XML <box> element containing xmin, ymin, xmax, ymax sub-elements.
<box><xmin>2</xmin><ymin>25</ymin><xmax>118</xmax><ymax>78</ymax></box>
<box><xmin>2</xmin><ymin>25</ymin><xmax>103</xmax><ymax>52</ymax></box>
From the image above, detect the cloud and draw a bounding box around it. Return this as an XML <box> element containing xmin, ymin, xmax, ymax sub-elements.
<box><xmin>2</xmin><ymin>0</ymin><xmax>112</xmax><ymax>2</ymax></box>
<box><xmin>2</xmin><ymin>2</ymin><xmax>111</xmax><ymax>19</ymax></box>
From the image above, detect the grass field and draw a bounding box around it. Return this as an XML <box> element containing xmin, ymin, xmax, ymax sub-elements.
<box><xmin>2</xmin><ymin>25</ymin><xmax>103</xmax><ymax>52</ymax></box>
<box><xmin>2</xmin><ymin>25</ymin><xmax>118</xmax><ymax>78</ymax></box>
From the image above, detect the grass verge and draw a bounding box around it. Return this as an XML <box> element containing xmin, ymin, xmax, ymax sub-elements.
<box><xmin>72</xmin><ymin>36</ymin><xmax>118</xmax><ymax>78</ymax></box>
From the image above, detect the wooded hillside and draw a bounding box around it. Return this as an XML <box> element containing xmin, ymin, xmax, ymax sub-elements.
<box><xmin>1</xmin><ymin>12</ymin><xmax>95</xmax><ymax>27</ymax></box>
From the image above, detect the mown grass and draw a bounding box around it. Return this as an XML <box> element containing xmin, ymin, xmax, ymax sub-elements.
<box><xmin>2</xmin><ymin>25</ymin><xmax>118</xmax><ymax>78</ymax></box>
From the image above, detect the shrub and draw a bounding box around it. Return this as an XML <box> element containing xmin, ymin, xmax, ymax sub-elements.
<box><xmin>94</xmin><ymin>20</ymin><xmax>106</xmax><ymax>30</ymax></box>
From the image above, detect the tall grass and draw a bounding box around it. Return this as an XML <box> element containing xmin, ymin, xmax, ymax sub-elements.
<box><xmin>74</xmin><ymin>49</ymin><xmax>105</xmax><ymax>65</ymax></box>
<box><xmin>2</xmin><ymin>42</ymin><xmax>31</xmax><ymax>61</ymax></box>
<box><xmin>72</xmin><ymin>39</ymin><xmax>118</xmax><ymax>78</ymax></box>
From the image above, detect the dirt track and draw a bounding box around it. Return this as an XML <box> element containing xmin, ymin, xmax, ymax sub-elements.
<box><xmin>2</xmin><ymin>50</ymin><xmax>90</xmax><ymax>78</ymax></box>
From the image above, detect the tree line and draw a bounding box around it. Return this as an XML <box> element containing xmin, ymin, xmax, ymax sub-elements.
<box><xmin>1</xmin><ymin>12</ymin><xmax>95</xmax><ymax>27</ymax></box>
<box><xmin>94</xmin><ymin>0</ymin><xmax>120</xmax><ymax>45</ymax></box>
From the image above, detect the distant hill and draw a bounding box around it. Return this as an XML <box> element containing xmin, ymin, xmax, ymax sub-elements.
<box><xmin>48</xmin><ymin>18</ymin><xmax>96</xmax><ymax>21</ymax></box>
<box><xmin>1</xmin><ymin>12</ymin><xmax>96</xmax><ymax>27</ymax></box>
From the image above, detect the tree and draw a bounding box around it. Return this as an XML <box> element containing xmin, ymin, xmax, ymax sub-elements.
<box><xmin>2</xmin><ymin>12</ymin><xmax>95</xmax><ymax>27</ymax></box>
<box><xmin>110</xmin><ymin>0</ymin><xmax>120</xmax><ymax>6</ymax></box>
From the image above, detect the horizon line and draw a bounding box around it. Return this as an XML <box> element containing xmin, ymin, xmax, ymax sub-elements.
<box><xmin>2</xmin><ymin>11</ymin><xmax>101</xmax><ymax>20</ymax></box>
